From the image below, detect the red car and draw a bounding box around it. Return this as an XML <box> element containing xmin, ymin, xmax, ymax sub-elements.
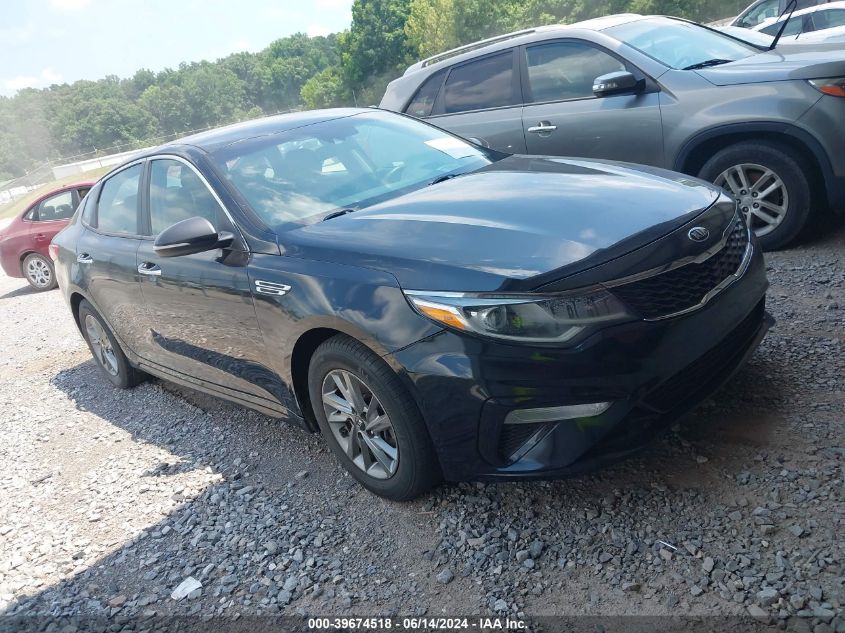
<box><xmin>0</xmin><ymin>182</ymin><xmax>93</xmax><ymax>290</ymax></box>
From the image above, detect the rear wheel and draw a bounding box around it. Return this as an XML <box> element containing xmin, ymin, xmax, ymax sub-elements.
<box><xmin>22</xmin><ymin>253</ymin><xmax>57</xmax><ymax>291</ymax></box>
<box><xmin>78</xmin><ymin>300</ymin><xmax>145</xmax><ymax>389</ymax></box>
<box><xmin>699</xmin><ymin>141</ymin><xmax>813</xmax><ymax>251</ymax></box>
<box><xmin>307</xmin><ymin>335</ymin><xmax>441</xmax><ymax>501</ymax></box>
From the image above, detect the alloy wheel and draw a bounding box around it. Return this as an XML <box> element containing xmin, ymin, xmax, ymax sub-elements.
<box><xmin>84</xmin><ymin>314</ymin><xmax>119</xmax><ymax>376</ymax></box>
<box><xmin>25</xmin><ymin>257</ymin><xmax>52</xmax><ymax>288</ymax></box>
<box><xmin>321</xmin><ymin>369</ymin><xmax>399</xmax><ymax>479</ymax></box>
<box><xmin>714</xmin><ymin>163</ymin><xmax>789</xmax><ymax>238</ymax></box>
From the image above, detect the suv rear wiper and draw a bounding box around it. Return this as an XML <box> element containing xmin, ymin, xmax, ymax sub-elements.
<box><xmin>322</xmin><ymin>208</ymin><xmax>357</xmax><ymax>222</ymax></box>
<box><xmin>683</xmin><ymin>58</ymin><xmax>733</xmax><ymax>70</ymax></box>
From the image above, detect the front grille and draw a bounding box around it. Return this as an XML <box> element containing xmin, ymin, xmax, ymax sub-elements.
<box><xmin>611</xmin><ymin>217</ymin><xmax>749</xmax><ymax>320</ymax></box>
<box><xmin>642</xmin><ymin>299</ymin><xmax>765</xmax><ymax>413</ymax></box>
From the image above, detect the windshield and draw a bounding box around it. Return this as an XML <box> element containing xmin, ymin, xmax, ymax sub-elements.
<box><xmin>211</xmin><ymin>111</ymin><xmax>493</xmax><ymax>232</ymax></box>
<box><xmin>605</xmin><ymin>17</ymin><xmax>761</xmax><ymax>69</ymax></box>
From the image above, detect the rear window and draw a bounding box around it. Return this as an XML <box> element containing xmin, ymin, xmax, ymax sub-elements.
<box><xmin>442</xmin><ymin>52</ymin><xmax>515</xmax><ymax>114</ymax></box>
<box><xmin>405</xmin><ymin>70</ymin><xmax>445</xmax><ymax>118</ymax></box>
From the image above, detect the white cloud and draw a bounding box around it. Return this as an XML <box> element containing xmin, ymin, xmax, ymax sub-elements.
<box><xmin>306</xmin><ymin>24</ymin><xmax>331</xmax><ymax>37</ymax></box>
<box><xmin>49</xmin><ymin>0</ymin><xmax>91</xmax><ymax>10</ymax></box>
<box><xmin>2</xmin><ymin>68</ymin><xmax>64</xmax><ymax>93</ymax></box>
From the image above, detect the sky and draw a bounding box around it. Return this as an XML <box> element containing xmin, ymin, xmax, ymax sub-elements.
<box><xmin>0</xmin><ymin>0</ymin><xmax>354</xmax><ymax>96</ymax></box>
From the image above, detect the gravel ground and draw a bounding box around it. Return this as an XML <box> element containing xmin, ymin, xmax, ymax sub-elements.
<box><xmin>0</xmin><ymin>220</ymin><xmax>843</xmax><ymax>632</ymax></box>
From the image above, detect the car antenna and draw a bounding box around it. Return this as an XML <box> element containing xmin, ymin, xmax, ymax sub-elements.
<box><xmin>768</xmin><ymin>0</ymin><xmax>798</xmax><ymax>50</ymax></box>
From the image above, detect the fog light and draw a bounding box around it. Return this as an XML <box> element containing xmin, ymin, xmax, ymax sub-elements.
<box><xmin>504</xmin><ymin>402</ymin><xmax>611</xmax><ymax>425</ymax></box>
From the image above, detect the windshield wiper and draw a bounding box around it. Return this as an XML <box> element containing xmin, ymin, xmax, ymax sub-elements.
<box><xmin>769</xmin><ymin>0</ymin><xmax>798</xmax><ymax>50</ymax></box>
<box><xmin>321</xmin><ymin>208</ymin><xmax>357</xmax><ymax>222</ymax></box>
<box><xmin>683</xmin><ymin>58</ymin><xmax>734</xmax><ymax>70</ymax></box>
<box><xmin>429</xmin><ymin>173</ymin><xmax>460</xmax><ymax>186</ymax></box>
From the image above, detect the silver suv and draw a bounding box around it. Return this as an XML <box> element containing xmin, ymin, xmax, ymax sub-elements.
<box><xmin>379</xmin><ymin>14</ymin><xmax>845</xmax><ymax>249</ymax></box>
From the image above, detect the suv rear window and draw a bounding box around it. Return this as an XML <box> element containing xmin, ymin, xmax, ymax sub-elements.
<box><xmin>405</xmin><ymin>70</ymin><xmax>445</xmax><ymax>118</ymax></box>
<box><xmin>442</xmin><ymin>52</ymin><xmax>515</xmax><ymax>114</ymax></box>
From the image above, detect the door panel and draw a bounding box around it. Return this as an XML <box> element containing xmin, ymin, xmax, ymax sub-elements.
<box><xmin>76</xmin><ymin>228</ymin><xmax>144</xmax><ymax>352</ymax></box>
<box><xmin>520</xmin><ymin>41</ymin><xmax>664</xmax><ymax>166</ymax></box>
<box><xmin>136</xmin><ymin>158</ymin><xmax>285</xmax><ymax>406</ymax></box>
<box><xmin>427</xmin><ymin>50</ymin><xmax>526</xmax><ymax>153</ymax></box>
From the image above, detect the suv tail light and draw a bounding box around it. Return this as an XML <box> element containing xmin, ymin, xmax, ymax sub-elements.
<box><xmin>48</xmin><ymin>243</ymin><xmax>59</xmax><ymax>261</ymax></box>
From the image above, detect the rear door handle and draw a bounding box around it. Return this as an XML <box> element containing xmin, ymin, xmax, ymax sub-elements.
<box><xmin>77</xmin><ymin>253</ymin><xmax>93</xmax><ymax>263</ymax></box>
<box><xmin>527</xmin><ymin>122</ymin><xmax>558</xmax><ymax>134</ymax></box>
<box><xmin>35</xmin><ymin>233</ymin><xmax>49</xmax><ymax>242</ymax></box>
<box><xmin>138</xmin><ymin>262</ymin><xmax>162</xmax><ymax>276</ymax></box>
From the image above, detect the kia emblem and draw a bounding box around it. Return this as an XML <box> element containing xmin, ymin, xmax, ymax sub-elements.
<box><xmin>688</xmin><ymin>227</ymin><xmax>710</xmax><ymax>242</ymax></box>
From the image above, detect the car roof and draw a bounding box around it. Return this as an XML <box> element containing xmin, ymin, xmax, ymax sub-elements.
<box><xmin>154</xmin><ymin>108</ymin><xmax>370</xmax><ymax>153</ymax></box>
<box><xmin>402</xmin><ymin>13</ymin><xmax>647</xmax><ymax>75</ymax></box>
<box><xmin>754</xmin><ymin>0</ymin><xmax>845</xmax><ymax>28</ymax></box>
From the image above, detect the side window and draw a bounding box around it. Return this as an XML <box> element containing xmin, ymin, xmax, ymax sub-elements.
<box><xmin>96</xmin><ymin>164</ymin><xmax>142</xmax><ymax>235</ymax></box>
<box><xmin>525</xmin><ymin>42</ymin><xmax>626</xmax><ymax>103</ymax></box>
<box><xmin>148</xmin><ymin>159</ymin><xmax>227</xmax><ymax>235</ymax></box>
<box><xmin>35</xmin><ymin>190</ymin><xmax>75</xmax><ymax>221</ymax></box>
<box><xmin>811</xmin><ymin>9</ymin><xmax>845</xmax><ymax>30</ymax></box>
<box><xmin>442</xmin><ymin>52</ymin><xmax>515</xmax><ymax>114</ymax></box>
<box><xmin>80</xmin><ymin>190</ymin><xmax>95</xmax><ymax>225</ymax></box>
<box><xmin>736</xmin><ymin>0</ymin><xmax>780</xmax><ymax>27</ymax></box>
<box><xmin>760</xmin><ymin>16</ymin><xmax>806</xmax><ymax>35</ymax></box>
<box><xmin>405</xmin><ymin>70</ymin><xmax>445</xmax><ymax>118</ymax></box>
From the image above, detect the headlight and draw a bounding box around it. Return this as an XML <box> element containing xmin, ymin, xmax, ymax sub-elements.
<box><xmin>808</xmin><ymin>78</ymin><xmax>845</xmax><ymax>98</ymax></box>
<box><xmin>405</xmin><ymin>288</ymin><xmax>631</xmax><ymax>343</ymax></box>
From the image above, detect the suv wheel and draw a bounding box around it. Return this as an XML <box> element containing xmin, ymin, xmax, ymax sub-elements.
<box><xmin>78</xmin><ymin>300</ymin><xmax>146</xmax><ymax>389</ymax></box>
<box><xmin>698</xmin><ymin>141</ymin><xmax>812</xmax><ymax>251</ymax></box>
<box><xmin>307</xmin><ymin>334</ymin><xmax>441</xmax><ymax>501</ymax></box>
<box><xmin>22</xmin><ymin>253</ymin><xmax>57</xmax><ymax>291</ymax></box>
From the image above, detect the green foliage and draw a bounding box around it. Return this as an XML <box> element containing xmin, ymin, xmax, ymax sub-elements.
<box><xmin>0</xmin><ymin>0</ymin><xmax>748</xmax><ymax>179</ymax></box>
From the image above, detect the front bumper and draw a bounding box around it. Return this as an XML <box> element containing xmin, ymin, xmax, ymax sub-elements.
<box><xmin>390</xmin><ymin>241</ymin><xmax>770</xmax><ymax>481</ymax></box>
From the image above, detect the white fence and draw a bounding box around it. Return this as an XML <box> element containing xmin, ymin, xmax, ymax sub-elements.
<box><xmin>51</xmin><ymin>147</ymin><xmax>151</xmax><ymax>179</ymax></box>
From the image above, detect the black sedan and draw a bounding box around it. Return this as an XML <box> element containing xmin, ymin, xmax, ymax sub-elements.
<box><xmin>52</xmin><ymin>108</ymin><xmax>771</xmax><ymax>500</ymax></box>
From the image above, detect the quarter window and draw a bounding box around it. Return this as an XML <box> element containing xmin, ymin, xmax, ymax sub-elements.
<box><xmin>525</xmin><ymin>42</ymin><xmax>626</xmax><ymax>103</ymax></box>
<box><xmin>148</xmin><ymin>159</ymin><xmax>227</xmax><ymax>235</ymax></box>
<box><xmin>97</xmin><ymin>164</ymin><xmax>142</xmax><ymax>235</ymax></box>
<box><xmin>405</xmin><ymin>70</ymin><xmax>445</xmax><ymax>118</ymax></box>
<box><xmin>442</xmin><ymin>52</ymin><xmax>515</xmax><ymax>114</ymax></box>
<box><xmin>31</xmin><ymin>191</ymin><xmax>75</xmax><ymax>221</ymax></box>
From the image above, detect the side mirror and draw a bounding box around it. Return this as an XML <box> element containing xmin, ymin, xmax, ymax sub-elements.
<box><xmin>153</xmin><ymin>216</ymin><xmax>234</xmax><ymax>258</ymax></box>
<box><xmin>593</xmin><ymin>71</ymin><xmax>642</xmax><ymax>97</ymax></box>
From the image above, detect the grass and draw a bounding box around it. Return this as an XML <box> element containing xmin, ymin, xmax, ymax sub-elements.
<box><xmin>0</xmin><ymin>166</ymin><xmax>112</xmax><ymax>221</ymax></box>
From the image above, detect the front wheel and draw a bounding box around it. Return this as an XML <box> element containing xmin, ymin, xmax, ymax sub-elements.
<box><xmin>22</xmin><ymin>253</ymin><xmax>57</xmax><ymax>291</ymax></box>
<box><xmin>307</xmin><ymin>335</ymin><xmax>441</xmax><ymax>501</ymax></box>
<box><xmin>698</xmin><ymin>141</ymin><xmax>813</xmax><ymax>251</ymax></box>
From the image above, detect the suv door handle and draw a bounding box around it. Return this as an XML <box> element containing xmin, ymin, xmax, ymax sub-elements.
<box><xmin>138</xmin><ymin>262</ymin><xmax>162</xmax><ymax>276</ymax></box>
<box><xmin>77</xmin><ymin>253</ymin><xmax>93</xmax><ymax>264</ymax></box>
<box><xmin>527</xmin><ymin>122</ymin><xmax>558</xmax><ymax>134</ymax></box>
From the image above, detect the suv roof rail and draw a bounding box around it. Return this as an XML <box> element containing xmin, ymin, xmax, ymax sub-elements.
<box><xmin>404</xmin><ymin>27</ymin><xmax>543</xmax><ymax>74</ymax></box>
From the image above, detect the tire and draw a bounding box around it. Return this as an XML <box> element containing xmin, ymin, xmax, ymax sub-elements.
<box><xmin>77</xmin><ymin>300</ymin><xmax>145</xmax><ymax>389</ymax></box>
<box><xmin>307</xmin><ymin>334</ymin><xmax>441</xmax><ymax>501</ymax></box>
<box><xmin>698</xmin><ymin>141</ymin><xmax>813</xmax><ymax>251</ymax></box>
<box><xmin>22</xmin><ymin>253</ymin><xmax>57</xmax><ymax>291</ymax></box>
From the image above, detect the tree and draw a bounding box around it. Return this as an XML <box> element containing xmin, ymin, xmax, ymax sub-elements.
<box><xmin>342</xmin><ymin>0</ymin><xmax>414</xmax><ymax>87</ymax></box>
<box><xmin>300</xmin><ymin>67</ymin><xmax>351</xmax><ymax>109</ymax></box>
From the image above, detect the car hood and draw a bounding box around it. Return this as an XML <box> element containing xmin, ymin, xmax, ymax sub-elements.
<box><xmin>697</xmin><ymin>45</ymin><xmax>845</xmax><ymax>86</ymax></box>
<box><xmin>284</xmin><ymin>156</ymin><xmax>721</xmax><ymax>292</ymax></box>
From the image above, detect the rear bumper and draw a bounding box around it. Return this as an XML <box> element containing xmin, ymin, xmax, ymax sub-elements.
<box><xmin>390</xmin><ymin>242</ymin><xmax>770</xmax><ymax>481</ymax></box>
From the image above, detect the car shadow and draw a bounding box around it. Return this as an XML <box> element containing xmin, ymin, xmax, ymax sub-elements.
<box><xmin>0</xmin><ymin>283</ymin><xmax>41</xmax><ymax>300</ymax></box>
<box><xmin>2</xmin><ymin>348</ymin><xmax>786</xmax><ymax>627</ymax></box>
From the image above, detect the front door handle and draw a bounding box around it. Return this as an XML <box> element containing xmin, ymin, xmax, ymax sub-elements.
<box><xmin>527</xmin><ymin>122</ymin><xmax>558</xmax><ymax>134</ymax></box>
<box><xmin>77</xmin><ymin>253</ymin><xmax>93</xmax><ymax>264</ymax></box>
<box><xmin>138</xmin><ymin>262</ymin><xmax>162</xmax><ymax>276</ymax></box>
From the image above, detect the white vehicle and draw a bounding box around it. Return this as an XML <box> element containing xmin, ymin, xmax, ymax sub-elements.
<box><xmin>753</xmin><ymin>1</ymin><xmax>845</xmax><ymax>42</ymax></box>
<box><xmin>729</xmin><ymin>0</ymin><xmax>829</xmax><ymax>29</ymax></box>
